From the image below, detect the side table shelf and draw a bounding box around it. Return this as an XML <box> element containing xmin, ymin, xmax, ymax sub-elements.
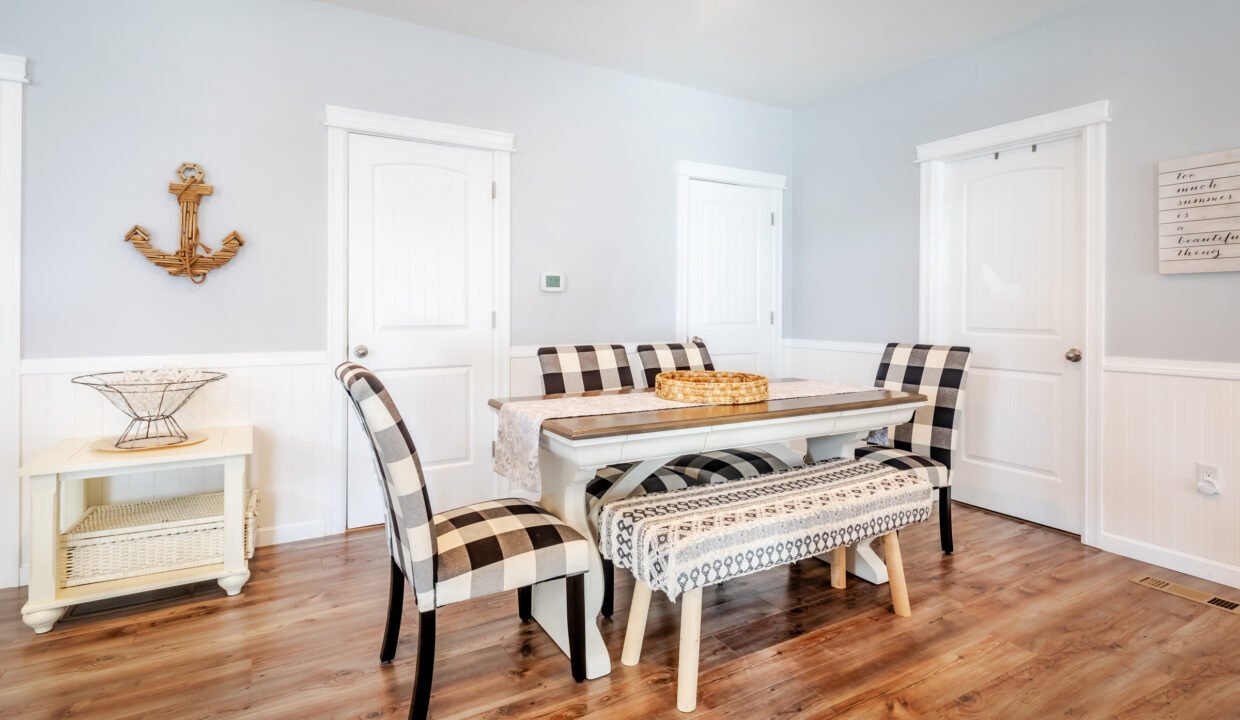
<box><xmin>18</xmin><ymin>426</ymin><xmax>255</xmax><ymax>633</ymax></box>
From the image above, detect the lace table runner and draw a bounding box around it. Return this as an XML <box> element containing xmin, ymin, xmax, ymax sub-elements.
<box><xmin>494</xmin><ymin>380</ymin><xmax>871</xmax><ymax>492</ymax></box>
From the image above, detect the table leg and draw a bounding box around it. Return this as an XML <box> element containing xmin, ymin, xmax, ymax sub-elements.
<box><xmin>806</xmin><ymin>431</ymin><xmax>889</xmax><ymax>585</ymax></box>
<box><xmin>217</xmin><ymin>456</ymin><xmax>250</xmax><ymax>596</ymax></box>
<box><xmin>532</xmin><ymin>447</ymin><xmax>611</xmax><ymax>679</ymax></box>
<box><xmin>22</xmin><ymin>474</ymin><xmax>66</xmax><ymax>633</ymax></box>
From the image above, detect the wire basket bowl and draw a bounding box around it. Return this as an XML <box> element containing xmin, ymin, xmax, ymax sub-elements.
<box><xmin>72</xmin><ymin>369</ymin><xmax>227</xmax><ymax>450</ymax></box>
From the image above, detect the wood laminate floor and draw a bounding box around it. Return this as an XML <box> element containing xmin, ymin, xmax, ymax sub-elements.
<box><xmin>2</xmin><ymin>502</ymin><xmax>1238</xmax><ymax>719</ymax></box>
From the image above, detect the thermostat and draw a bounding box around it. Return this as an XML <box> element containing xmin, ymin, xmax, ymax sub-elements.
<box><xmin>540</xmin><ymin>273</ymin><xmax>565</xmax><ymax>292</ymax></box>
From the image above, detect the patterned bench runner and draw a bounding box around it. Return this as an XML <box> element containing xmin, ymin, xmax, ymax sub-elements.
<box><xmin>598</xmin><ymin>458</ymin><xmax>932</xmax><ymax>601</ymax></box>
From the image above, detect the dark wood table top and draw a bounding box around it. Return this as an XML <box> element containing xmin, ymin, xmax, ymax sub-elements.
<box><xmin>488</xmin><ymin>382</ymin><xmax>925</xmax><ymax>441</ymax></box>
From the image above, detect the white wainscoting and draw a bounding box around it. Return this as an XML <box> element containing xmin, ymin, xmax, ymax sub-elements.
<box><xmin>16</xmin><ymin>351</ymin><xmax>332</xmax><ymax>586</ymax></box>
<box><xmin>1100</xmin><ymin>357</ymin><xmax>1240</xmax><ymax>588</ymax></box>
<box><xmin>782</xmin><ymin>339</ymin><xmax>886</xmax><ymax>385</ymax></box>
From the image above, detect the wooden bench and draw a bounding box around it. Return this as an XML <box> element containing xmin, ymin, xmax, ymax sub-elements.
<box><xmin>598</xmin><ymin>458</ymin><xmax>933</xmax><ymax>713</ymax></box>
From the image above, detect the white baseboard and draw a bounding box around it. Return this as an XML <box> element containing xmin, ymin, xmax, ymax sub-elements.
<box><xmin>256</xmin><ymin>519</ymin><xmax>327</xmax><ymax>548</ymax></box>
<box><xmin>1097</xmin><ymin>531</ymin><xmax>1240</xmax><ymax>590</ymax></box>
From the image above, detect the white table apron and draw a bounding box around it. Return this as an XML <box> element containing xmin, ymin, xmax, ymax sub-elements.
<box><xmin>522</xmin><ymin>401</ymin><xmax>922</xmax><ymax>680</ymax></box>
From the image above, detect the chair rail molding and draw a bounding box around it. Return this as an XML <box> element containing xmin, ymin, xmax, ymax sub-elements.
<box><xmin>325</xmin><ymin>106</ymin><xmax>514</xmax><ymax>534</ymax></box>
<box><xmin>917</xmin><ymin>100</ymin><xmax>1109</xmax><ymax>548</ymax></box>
<box><xmin>1</xmin><ymin>53</ymin><xmax>28</xmax><ymax>589</ymax></box>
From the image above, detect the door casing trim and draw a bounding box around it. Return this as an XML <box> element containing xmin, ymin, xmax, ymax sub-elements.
<box><xmin>675</xmin><ymin>161</ymin><xmax>786</xmax><ymax>376</ymax></box>
<box><xmin>325</xmin><ymin>105</ymin><xmax>513</xmax><ymax>534</ymax></box>
<box><xmin>916</xmin><ymin>100</ymin><xmax>1109</xmax><ymax>545</ymax></box>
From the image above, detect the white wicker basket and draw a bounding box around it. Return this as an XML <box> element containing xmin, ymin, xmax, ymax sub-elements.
<box><xmin>60</xmin><ymin>490</ymin><xmax>258</xmax><ymax>588</ymax></box>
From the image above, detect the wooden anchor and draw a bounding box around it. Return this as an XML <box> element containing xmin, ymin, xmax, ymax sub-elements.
<box><xmin>125</xmin><ymin>163</ymin><xmax>244</xmax><ymax>284</ymax></box>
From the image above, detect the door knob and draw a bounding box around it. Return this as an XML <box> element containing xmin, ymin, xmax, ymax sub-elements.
<box><xmin>353</xmin><ymin>344</ymin><xmax>369</xmax><ymax>359</ymax></box>
<box><xmin>1065</xmin><ymin>348</ymin><xmax>1082</xmax><ymax>363</ymax></box>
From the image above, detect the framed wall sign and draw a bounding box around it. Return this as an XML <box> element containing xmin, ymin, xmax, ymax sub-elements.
<box><xmin>1158</xmin><ymin>147</ymin><xmax>1240</xmax><ymax>275</ymax></box>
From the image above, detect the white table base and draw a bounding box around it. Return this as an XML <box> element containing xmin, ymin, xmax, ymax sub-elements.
<box><xmin>523</xmin><ymin>401</ymin><xmax>921</xmax><ymax>678</ymax></box>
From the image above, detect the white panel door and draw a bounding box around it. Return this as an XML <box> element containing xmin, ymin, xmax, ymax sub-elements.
<box><xmin>686</xmin><ymin>180</ymin><xmax>777</xmax><ymax>375</ymax></box>
<box><xmin>346</xmin><ymin>133</ymin><xmax>496</xmax><ymax>527</ymax></box>
<box><xmin>933</xmin><ymin>137</ymin><xmax>1085</xmax><ymax>532</ymax></box>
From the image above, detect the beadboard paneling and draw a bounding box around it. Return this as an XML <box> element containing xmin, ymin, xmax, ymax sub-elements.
<box><xmin>1100</xmin><ymin>360</ymin><xmax>1240</xmax><ymax>587</ymax></box>
<box><xmin>782</xmin><ymin>340</ymin><xmax>885</xmax><ymax>386</ymax></box>
<box><xmin>17</xmin><ymin>353</ymin><xmax>333</xmax><ymax>583</ymax></box>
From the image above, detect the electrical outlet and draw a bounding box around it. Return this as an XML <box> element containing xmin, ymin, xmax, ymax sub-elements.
<box><xmin>1197</xmin><ymin>463</ymin><xmax>1221</xmax><ymax>496</ymax></box>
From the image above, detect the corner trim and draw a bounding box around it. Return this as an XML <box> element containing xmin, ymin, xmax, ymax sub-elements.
<box><xmin>916</xmin><ymin>100</ymin><xmax>1110</xmax><ymax>163</ymax></box>
<box><xmin>324</xmin><ymin>105</ymin><xmax>515</xmax><ymax>152</ymax></box>
<box><xmin>1104</xmin><ymin>356</ymin><xmax>1240</xmax><ymax>382</ymax></box>
<box><xmin>0</xmin><ymin>55</ymin><xmax>26</xmax><ymax>589</ymax></box>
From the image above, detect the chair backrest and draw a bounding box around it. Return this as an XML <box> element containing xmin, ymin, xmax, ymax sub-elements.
<box><xmin>536</xmin><ymin>344</ymin><xmax>634</xmax><ymax>394</ymax></box>
<box><xmin>335</xmin><ymin>362</ymin><xmax>437</xmax><ymax>612</ymax></box>
<box><xmin>873</xmin><ymin>343</ymin><xmax>972</xmax><ymax>469</ymax></box>
<box><xmin>635</xmin><ymin>341</ymin><xmax>714</xmax><ymax>388</ymax></box>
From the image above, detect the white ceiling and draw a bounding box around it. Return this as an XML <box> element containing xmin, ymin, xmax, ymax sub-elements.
<box><xmin>319</xmin><ymin>0</ymin><xmax>1091</xmax><ymax>108</ymax></box>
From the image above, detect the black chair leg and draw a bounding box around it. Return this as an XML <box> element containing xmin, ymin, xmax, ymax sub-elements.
<box><xmin>566</xmin><ymin>574</ymin><xmax>586</xmax><ymax>682</ymax></box>
<box><xmin>601</xmin><ymin>559</ymin><xmax>615</xmax><ymax>619</ymax></box>
<box><xmin>380</xmin><ymin>557</ymin><xmax>405</xmax><ymax>663</ymax></box>
<box><xmin>939</xmin><ymin>486</ymin><xmax>954</xmax><ymax>554</ymax></box>
<box><xmin>517</xmin><ymin>585</ymin><xmax>532</xmax><ymax>623</ymax></box>
<box><xmin>408</xmin><ymin>610</ymin><xmax>436</xmax><ymax>720</ymax></box>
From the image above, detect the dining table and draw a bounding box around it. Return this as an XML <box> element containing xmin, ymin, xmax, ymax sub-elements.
<box><xmin>488</xmin><ymin>381</ymin><xmax>926</xmax><ymax>679</ymax></box>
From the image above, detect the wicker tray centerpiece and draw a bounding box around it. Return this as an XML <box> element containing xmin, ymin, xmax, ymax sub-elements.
<box><xmin>654</xmin><ymin>370</ymin><xmax>769</xmax><ymax>405</ymax></box>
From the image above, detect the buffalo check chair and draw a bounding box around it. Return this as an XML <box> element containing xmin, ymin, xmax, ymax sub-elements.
<box><xmin>537</xmin><ymin>344</ymin><xmax>635</xmax><ymax>394</ymax></box>
<box><xmin>336</xmin><ymin>363</ymin><xmax>589</xmax><ymax>720</ymax></box>
<box><xmin>853</xmin><ymin>343</ymin><xmax>972</xmax><ymax>553</ymax></box>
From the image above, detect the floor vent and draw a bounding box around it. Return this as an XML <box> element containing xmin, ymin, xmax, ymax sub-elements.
<box><xmin>1132</xmin><ymin>575</ymin><xmax>1240</xmax><ymax>615</ymax></box>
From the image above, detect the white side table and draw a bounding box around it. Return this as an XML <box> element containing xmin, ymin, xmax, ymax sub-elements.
<box><xmin>18</xmin><ymin>425</ymin><xmax>254</xmax><ymax>633</ymax></box>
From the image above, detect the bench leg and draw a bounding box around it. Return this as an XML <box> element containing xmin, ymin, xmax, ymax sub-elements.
<box><xmin>883</xmin><ymin>531</ymin><xmax>911</xmax><ymax>617</ymax></box>
<box><xmin>677</xmin><ymin>587</ymin><xmax>703</xmax><ymax>713</ymax></box>
<box><xmin>830</xmin><ymin>546</ymin><xmax>847</xmax><ymax>589</ymax></box>
<box><xmin>622</xmin><ymin>580</ymin><xmax>652</xmax><ymax>666</ymax></box>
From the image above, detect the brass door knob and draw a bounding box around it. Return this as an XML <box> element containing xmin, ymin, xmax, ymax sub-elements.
<box><xmin>353</xmin><ymin>344</ymin><xmax>369</xmax><ymax>359</ymax></box>
<box><xmin>1065</xmin><ymin>348</ymin><xmax>1082</xmax><ymax>363</ymax></box>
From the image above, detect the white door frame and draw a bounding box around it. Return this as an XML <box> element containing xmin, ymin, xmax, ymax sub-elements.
<box><xmin>675</xmin><ymin>160</ymin><xmax>786</xmax><ymax>373</ymax></box>
<box><xmin>0</xmin><ymin>54</ymin><xmax>28</xmax><ymax>589</ymax></box>
<box><xmin>324</xmin><ymin>106</ymin><xmax>513</xmax><ymax>535</ymax></box>
<box><xmin>916</xmin><ymin>100</ymin><xmax>1109</xmax><ymax>546</ymax></box>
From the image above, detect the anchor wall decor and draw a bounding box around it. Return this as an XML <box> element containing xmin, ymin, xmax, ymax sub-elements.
<box><xmin>125</xmin><ymin>163</ymin><xmax>245</xmax><ymax>284</ymax></box>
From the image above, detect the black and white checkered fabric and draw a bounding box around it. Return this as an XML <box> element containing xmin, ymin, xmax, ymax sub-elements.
<box><xmin>337</xmin><ymin>363</ymin><xmax>588</xmax><ymax>612</ymax></box>
<box><xmin>856</xmin><ymin>343</ymin><xmax>971</xmax><ymax>487</ymax></box>
<box><xmin>585</xmin><ymin>463</ymin><xmax>703</xmax><ymax>510</ymax></box>
<box><xmin>599</xmin><ymin>458</ymin><xmax>932</xmax><ymax>600</ymax></box>
<box><xmin>666</xmin><ymin>448</ymin><xmax>790</xmax><ymax>485</ymax></box>
<box><xmin>537</xmin><ymin>344</ymin><xmax>635</xmax><ymax>394</ymax></box>
<box><xmin>434</xmin><ymin>498</ymin><xmax>589</xmax><ymax>606</ymax></box>
<box><xmin>635</xmin><ymin>341</ymin><xmax>714</xmax><ymax>388</ymax></box>
<box><xmin>853</xmin><ymin>445</ymin><xmax>948</xmax><ymax>488</ymax></box>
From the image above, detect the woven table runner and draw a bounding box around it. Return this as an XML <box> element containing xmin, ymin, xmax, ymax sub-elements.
<box><xmin>494</xmin><ymin>380</ymin><xmax>870</xmax><ymax>493</ymax></box>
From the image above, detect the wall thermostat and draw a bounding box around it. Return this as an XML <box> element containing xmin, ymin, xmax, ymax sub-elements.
<box><xmin>540</xmin><ymin>273</ymin><xmax>565</xmax><ymax>292</ymax></box>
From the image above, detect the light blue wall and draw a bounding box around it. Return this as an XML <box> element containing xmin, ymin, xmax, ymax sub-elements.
<box><xmin>785</xmin><ymin>0</ymin><xmax>1240</xmax><ymax>362</ymax></box>
<box><xmin>0</xmin><ymin>0</ymin><xmax>799</xmax><ymax>357</ymax></box>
